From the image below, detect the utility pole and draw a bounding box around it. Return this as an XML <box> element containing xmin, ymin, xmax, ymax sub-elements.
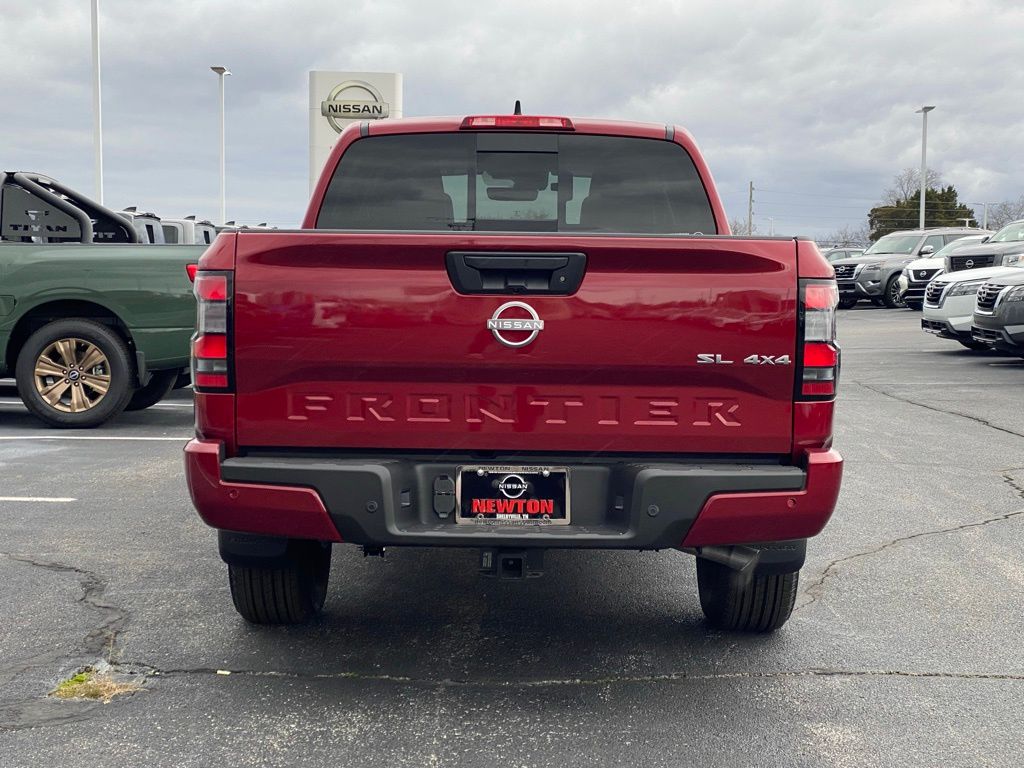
<box><xmin>90</xmin><ymin>0</ymin><xmax>104</xmax><ymax>204</ymax></box>
<box><xmin>982</xmin><ymin>202</ymin><xmax>995</xmax><ymax>230</ymax></box>
<box><xmin>768</xmin><ymin>217</ymin><xmax>775</xmax><ymax>236</ymax></box>
<box><xmin>916</xmin><ymin>106</ymin><xmax>935</xmax><ymax>229</ymax></box>
<box><xmin>747</xmin><ymin>181</ymin><xmax>754</xmax><ymax>236</ymax></box>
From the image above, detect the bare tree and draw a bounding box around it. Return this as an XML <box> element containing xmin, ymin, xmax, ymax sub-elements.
<box><xmin>883</xmin><ymin>168</ymin><xmax>944</xmax><ymax>205</ymax></box>
<box><xmin>985</xmin><ymin>196</ymin><xmax>1024</xmax><ymax>230</ymax></box>
<box><xmin>819</xmin><ymin>222</ymin><xmax>871</xmax><ymax>247</ymax></box>
<box><xmin>728</xmin><ymin>217</ymin><xmax>758</xmax><ymax>236</ymax></box>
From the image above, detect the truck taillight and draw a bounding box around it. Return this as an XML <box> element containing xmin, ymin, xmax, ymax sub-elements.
<box><xmin>192</xmin><ymin>271</ymin><xmax>232</xmax><ymax>391</ymax></box>
<box><xmin>460</xmin><ymin>115</ymin><xmax>575</xmax><ymax>130</ymax></box>
<box><xmin>799</xmin><ymin>281</ymin><xmax>840</xmax><ymax>399</ymax></box>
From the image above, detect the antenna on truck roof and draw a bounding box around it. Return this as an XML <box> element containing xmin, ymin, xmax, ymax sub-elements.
<box><xmin>513</xmin><ymin>100</ymin><xmax>522</xmax><ymax>115</ymax></box>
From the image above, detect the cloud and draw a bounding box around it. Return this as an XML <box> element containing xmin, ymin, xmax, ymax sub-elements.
<box><xmin>2</xmin><ymin>0</ymin><xmax>1022</xmax><ymax>236</ymax></box>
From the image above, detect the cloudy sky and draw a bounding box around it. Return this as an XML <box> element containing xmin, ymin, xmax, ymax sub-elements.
<box><xmin>3</xmin><ymin>0</ymin><xmax>1023</xmax><ymax>237</ymax></box>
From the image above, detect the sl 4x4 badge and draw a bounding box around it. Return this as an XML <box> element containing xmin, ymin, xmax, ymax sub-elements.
<box><xmin>697</xmin><ymin>354</ymin><xmax>792</xmax><ymax>365</ymax></box>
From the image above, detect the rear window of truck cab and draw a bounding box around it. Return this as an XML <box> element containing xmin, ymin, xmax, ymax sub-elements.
<box><xmin>316</xmin><ymin>132</ymin><xmax>717</xmax><ymax>235</ymax></box>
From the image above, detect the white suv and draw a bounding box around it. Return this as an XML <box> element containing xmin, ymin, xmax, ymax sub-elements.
<box><xmin>922</xmin><ymin>264</ymin><xmax>1024</xmax><ymax>350</ymax></box>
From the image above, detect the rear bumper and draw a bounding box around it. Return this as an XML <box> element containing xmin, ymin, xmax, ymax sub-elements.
<box><xmin>184</xmin><ymin>441</ymin><xmax>843</xmax><ymax>550</ymax></box>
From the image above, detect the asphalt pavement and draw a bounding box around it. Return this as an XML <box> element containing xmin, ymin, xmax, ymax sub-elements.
<box><xmin>0</xmin><ymin>306</ymin><xmax>1022</xmax><ymax>767</ymax></box>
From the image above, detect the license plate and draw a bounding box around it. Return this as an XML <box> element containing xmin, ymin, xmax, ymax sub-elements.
<box><xmin>456</xmin><ymin>466</ymin><xmax>570</xmax><ymax>526</ymax></box>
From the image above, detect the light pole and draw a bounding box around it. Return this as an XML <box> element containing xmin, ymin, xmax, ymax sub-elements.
<box><xmin>211</xmin><ymin>66</ymin><xmax>231</xmax><ymax>224</ymax></box>
<box><xmin>916</xmin><ymin>106</ymin><xmax>935</xmax><ymax>230</ymax></box>
<box><xmin>90</xmin><ymin>0</ymin><xmax>104</xmax><ymax>204</ymax></box>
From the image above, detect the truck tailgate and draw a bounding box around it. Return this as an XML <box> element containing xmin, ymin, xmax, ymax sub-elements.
<box><xmin>232</xmin><ymin>233</ymin><xmax>798</xmax><ymax>453</ymax></box>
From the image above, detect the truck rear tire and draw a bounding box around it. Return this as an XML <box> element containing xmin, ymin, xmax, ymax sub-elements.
<box><xmin>227</xmin><ymin>542</ymin><xmax>332</xmax><ymax>624</ymax></box>
<box><xmin>15</xmin><ymin>319</ymin><xmax>133</xmax><ymax>428</ymax></box>
<box><xmin>696</xmin><ymin>558</ymin><xmax>799</xmax><ymax>632</ymax></box>
<box><xmin>125</xmin><ymin>369</ymin><xmax>178</xmax><ymax>411</ymax></box>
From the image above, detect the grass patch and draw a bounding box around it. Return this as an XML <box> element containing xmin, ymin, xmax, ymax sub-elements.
<box><xmin>51</xmin><ymin>666</ymin><xmax>143</xmax><ymax>703</ymax></box>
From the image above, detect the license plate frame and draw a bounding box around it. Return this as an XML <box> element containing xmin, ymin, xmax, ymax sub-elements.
<box><xmin>455</xmin><ymin>465</ymin><xmax>570</xmax><ymax>526</ymax></box>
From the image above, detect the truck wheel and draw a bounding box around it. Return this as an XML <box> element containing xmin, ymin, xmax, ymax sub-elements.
<box><xmin>15</xmin><ymin>319</ymin><xmax>133</xmax><ymax>428</ymax></box>
<box><xmin>882</xmin><ymin>276</ymin><xmax>905</xmax><ymax>308</ymax></box>
<box><xmin>958</xmin><ymin>340</ymin><xmax>991</xmax><ymax>351</ymax></box>
<box><xmin>125</xmin><ymin>369</ymin><xmax>178</xmax><ymax>411</ymax></box>
<box><xmin>228</xmin><ymin>542</ymin><xmax>332</xmax><ymax>624</ymax></box>
<box><xmin>838</xmin><ymin>298</ymin><xmax>858</xmax><ymax>309</ymax></box>
<box><xmin>696</xmin><ymin>558</ymin><xmax>799</xmax><ymax>632</ymax></box>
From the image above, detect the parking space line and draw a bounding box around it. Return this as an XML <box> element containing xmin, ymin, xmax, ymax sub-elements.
<box><xmin>0</xmin><ymin>496</ymin><xmax>77</xmax><ymax>503</ymax></box>
<box><xmin>0</xmin><ymin>398</ymin><xmax>192</xmax><ymax>408</ymax></box>
<box><xmin>0</xmin><ymin>436</ymin><xmax>190</xmax><ymax>441</ymax></box>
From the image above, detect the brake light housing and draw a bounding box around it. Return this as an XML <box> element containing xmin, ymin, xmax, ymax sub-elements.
<box><xmin>460</xmin><ymin>115</ymin><xmax>575</xmax><ymax>130</ymax></box>
<box><xmin>192</xmin><ymin>271</ymin><xmax>233</xmax><ymax>391</ymax></box>
<box><xmin>798</xmin><ymin>281</ymin><xmax>840</xmax><ymax>400</ymax></box>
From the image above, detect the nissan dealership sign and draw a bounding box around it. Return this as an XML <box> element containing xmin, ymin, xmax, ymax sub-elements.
<box><xmin>321</xmin><ymin>80</ymin><xmax>391</xmax><ymax>131</ymax></box>
<box><xmin>309</xmin><ymin>71</ymin><xmax>403</xmax><ymax>189</ymax></box>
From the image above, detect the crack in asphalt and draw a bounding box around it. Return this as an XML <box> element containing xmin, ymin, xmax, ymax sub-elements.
<box><xmin>852</xmin><ymin>380</ymin><xmax>1024</xmax><ymax>439</ymax></box>
<box><xmin>0</xmin><ymin>553</ymin><xmax>129</xmax><ymax>732</ymax></box>
<box><xmin>0</xmin><ymin>553</ymin><xmax>128</xmax><ymax>661</ymax></box>
<box><xmin>796</xmin><ymin>473</ymin><xmax>1024</xmax><ymax>614</ymax></box>
<box><xmin>110</xmin><ymin>662</ymin><xmax>1024</xmax><ymax>687</ymax></box>
<box><xmin>795</xmin><ymin>381</ymin><xmax>1024</xmax><ymax>615</ymax></box>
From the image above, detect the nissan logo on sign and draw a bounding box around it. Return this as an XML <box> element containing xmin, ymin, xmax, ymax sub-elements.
<box><xmin>321</xmin><ymin>80</ymin><xmax>390</xmax><ymax>132</ymax></box>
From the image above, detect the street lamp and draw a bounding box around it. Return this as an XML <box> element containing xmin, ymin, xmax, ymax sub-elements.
<box><xmin>91</xmin><ymin>0</ymin><xmax>104</xmax><ymax>204</ymax></box>
<box><xmin>211</xmin><ymin>66</ymin><xmax>231</xmax><ymax>225</ymax></box>
<box><xmin>916</xmin><ymin>106</ymin><xmax>935</xmax><ymax>230</ymax></box>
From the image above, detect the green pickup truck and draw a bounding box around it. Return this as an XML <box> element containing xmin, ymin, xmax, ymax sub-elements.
<box><xmin>1</xmin><ymin>172</ymin><xmax>203</xmax><ymax>427</ymax></box>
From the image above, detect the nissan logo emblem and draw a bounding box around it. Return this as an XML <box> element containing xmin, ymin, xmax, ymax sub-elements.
<box><xmin>320</xmin><ymin>80</ymin><xmax>390</xmax><ymax>133</ymax></box>
<box><xmin>496</xmin><ymin>474</ymin><xmax>529</xmax><ymax>499</ymax></box>
<box><xmin>486</xmin><ymin>301</ymin><xmax>544</xmax><ymax>347</ymax></box>
<box><xmin>965</xmin><ymin>259</ymin><xmax>975</xmax><ymax>268</ymax></box>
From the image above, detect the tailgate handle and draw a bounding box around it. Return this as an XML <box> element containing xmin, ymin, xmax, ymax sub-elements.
<box><xmin>446</xmin><ymin>251</ymin><xmax>586</xmax><ymax>295</ymax></box>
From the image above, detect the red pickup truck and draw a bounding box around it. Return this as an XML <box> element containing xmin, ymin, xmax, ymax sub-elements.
<box><xmin>184</xmin><ymin>114</ymin><xmax>843</xmax><ymax>632</ymax></box>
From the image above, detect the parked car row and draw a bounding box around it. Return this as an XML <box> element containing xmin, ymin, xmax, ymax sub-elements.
<box><xmin>920</xmin><ymin>221</ymin><xmax>1024</xmax><ymax>356</ymax></box>
<box><xmin>829</xmin><ymin>227</ymin><xmax>988</xmax><ymax>309</ymax></box>
<box><xmin>896</xmin><ymin>234</ymin><xmax>988</xmax><ymax>309</ymax></box>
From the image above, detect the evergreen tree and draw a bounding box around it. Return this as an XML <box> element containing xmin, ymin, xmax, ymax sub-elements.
<box><xmin>868</xmin><ymin>186</ymin><xmax>975</xmax><ymax>241</ymax></box>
